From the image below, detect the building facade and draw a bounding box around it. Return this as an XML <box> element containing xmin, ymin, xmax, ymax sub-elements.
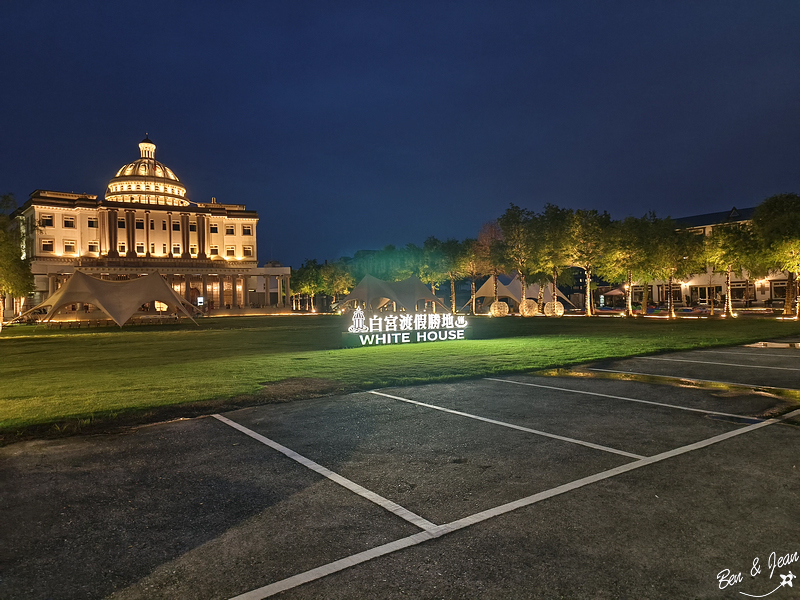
<box><xmin>9</xmin><ymin>137</ymin><xmax>290</xmax><ymax>317</ymax></box>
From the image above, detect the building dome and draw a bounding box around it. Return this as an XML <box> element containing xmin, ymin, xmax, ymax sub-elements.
<box><xmin>105</xmin><ymin>137</ymin><xmax>190</xmax><ymax>206</ymax></box>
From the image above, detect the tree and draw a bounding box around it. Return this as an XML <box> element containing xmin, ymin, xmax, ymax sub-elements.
<box><xmin>417</xmin><ymin>237</ymin><xmax>449</xmax><ymax>299</ymax></box>
<box><xmin>291</xmin><ymin>259</ymin><xmax>323</xmax><ymax>311</ymax></box>
<box><xmin>567</xmin><ymin>209</ymin><xmax>611</xmax><ymax>316</ymax></box>
<box><xmin>476</xmin><ymin>221</ymin><xmax>506</xmax><ymax>304</ymax></box>
<box><xmin>497</xmin><ymin>204</ymin><xmax>536</xmax><ymax>305</ymax></box>
<box><xmin>0</xmin><ymin>194</ymin><xmax>34</xmax><ymax>331</ymax></box>
<box><xmin>650</xmin><ymin>220</ymin><xmax>704</xmax><ymax>318</ymax></box>
<box><xmin>753</xmin><ymin>193</ymin><xmax>800</xmax><ymax>317</ymax></box>
<box><xmin>458</xmin><ymin>238</ymin><xmax>485</xmax><ymax>314</ymax></box>
<box><xmin>439</xmin><ymin>238</ymin><xmax>465</xmax><ymax>313</ymax></box>
<box><xmin>537</xmin><ymin>204</ymin><xmax>573</xmax><ymax>315</ymax></box>
<box><xmin>320</xmin><ymin>260</ymin><xmax>354</xmax><ymax>304</ymax></box>
<box><xmin>704</xmin><ymin>223</ymin><xmax>764</xmax><ymax>317</ymax></box>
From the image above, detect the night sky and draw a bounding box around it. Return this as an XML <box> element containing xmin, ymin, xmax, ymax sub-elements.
<box><xmin>3</xmin><ymin>1</ymin><xmax>800</xmax><ymax>268</ymax></box>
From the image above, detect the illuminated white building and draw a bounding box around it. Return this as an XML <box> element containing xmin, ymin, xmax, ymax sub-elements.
<box><xmin>12</xmin><ymin>137</ymin><xmax>290</xmax><ymax>314</ymax></box>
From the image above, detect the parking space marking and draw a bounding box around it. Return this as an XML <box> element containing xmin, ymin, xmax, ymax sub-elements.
<box><xmin>698</xmin><ymin>349</ymin><xmax>799</xmax><ymax>359</ymax></box>
<box><xmin>228</xmin><ymin>408</ymin><xmax>800</xmax><ymax>600</ymax></box>
<box><xmin>588</xmin><ymin>368</ymin><xmax>800</xmax><ymax>392</ymax></box>
<box><xmin>368</xmin><ymin>390</ymin><xmax>644</xmax><ymax>459</ymax></box>
<box><xmin>637</xmin><ymin>356</ymin><xmax>800</xmax><ymax>371</ymax></box>
<box><xmin>486</xmin><ymin>377</ymin><xmax>756</xmax><ymax>419</ymax></box>
<box><xmin>212</xmin><ymin>414</ymin><xmax>438</xmax><ymax>532</ymax></box>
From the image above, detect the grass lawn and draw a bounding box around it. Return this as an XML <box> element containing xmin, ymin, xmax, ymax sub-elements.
<box><xmin>1</xmin><ymin>314</ymin><xmax>799</xmax><ymax>441</ymax></box>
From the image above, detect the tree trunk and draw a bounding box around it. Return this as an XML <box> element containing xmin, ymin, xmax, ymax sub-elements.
<box><xmin>552</xmin><ymin>268</ymin><xmax>558</xmax><ymax>309</ymax></box>
<box><xmin>431</xmin><ymin>283</ymin><xmax>437</xmax><ymax>313</ymax></box>
<box><xmin>471</xmin><ymin>279</ymin><xmax>476</xmax><ymax>314</ymax></box>
<box><xmin>667</xmin><ymin>274</ymin><xmax>675</xmax><ymax>319</ymax></box>
<box><xmin>450</xmin><ymin>276</ymin><xmax>456</xmax><ymax>314</ymax></box>
<box><xmin>725</xmin><ymin>265</ymin><xmax>733</xmax><ymax>318</ymax></box>
<box><xmin>585</xmin><ymin>268</ymin><xmax>592</xmax><ymax>316</ymax></box>
<box><xmin>796</xmin><ymin>273</ymin><xmax>800</xmax><ymax>318</ymax></box>
<box><xmin>0</xmin><ymin>294</ymin><xmax>4</xmax><ymax>333</ymax></box>
<box><xmin>493</xmin><ymin>274</ymin><xmax>498</xmax><ymax>303</ymax></box>
<box><xmin>641</xmin><ymin>282</ymin><xmax>649</xmax><ymax>316</ymax></box>
<box><xmin>783</xmin><ymin>271</ymin><xmax>795</xmax><ymax>316</ymax></box>
<box><xmin>626</xmin><ymin>270</ymin><xmax>633</xmax><ymax>317</ymax></box>
<box><xmin>537</xmin><ymin>283</ymin><xmax>545</xmax><ymax>310</ymax></box>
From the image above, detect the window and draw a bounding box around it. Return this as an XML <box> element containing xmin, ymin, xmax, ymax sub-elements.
<box><xmin>226</xmin><ymin>246</ymin><xmax>236</xmax><ymax>257</ymax></box>
<box><xmin>135</xmin><ymin>243</ymin><xmax>145</xmax><ymax>254</ymax></box>
<box><xmin>209</xmin><ymin>245</ymin><xmax>219</xmax><ymax>256</ymax></box>
<box><xmin>63</xmin><ymin>240</ymin><xmax>76</xmax><ymax>253</ymax></box>
<box><xmin>162</xmin><ymin>243</ymin><xmax>167</xmax><ymax>254</ymax></box>
<box><xmin>150</xmin><ymin>243</ymin><xmax>155</xmax><ymax>254</ymax></box>
<box><xmin>150</xmin><ymin>220</ymin><xmax>155</xmax><ymax>230</ymax></box>
<box><xmin>242</xmin><ymin>225</ymin><xmax>252</xmax><ymax>236</ymax></box>
<box><xmin>40</xmin><ymin>215</ymin><xmax>54</xmax><ymax>227</ymax></box>
<box><xmin>88</xmin><ymin>241</ymin><xmax>99</xmax><ymax>253</ymax></box>
<box><xmin>243</xmin><ymin>245</ymin><xmax>253</xmax><ymax>257</ymax></box>
<box><xmin>189</xmin><ymin>244</ymin><xmax>198</xmax><ymax>255</ymax></box>
<box><xmin>41</xmin><ymin>239</ymin><xmax>54</xmax><ymax>252</ymax></box>
<box><xmin>118</xmin><ymin>242</ymin><xmax>126</xmax><ymax>253</ymax></box>
<box><xmin>118</xmin><ymin>218</ymin><xmax>126</xmax><ymax>229</ymax></box>
<box><xmin>225</xmin><ymin>225</ymin><xmax>235</xmax><ymax>235</ymax></box>
<box><xmin>135</xmin><ymin>219</ymin><xmax>144</xmax><ymax>230</ymax></box>
<box><xmin>87</xmin><ymin>217</ymin><xmax>98</xmax><ymax>228</ymax></box>
<box><xmin>172</xmin><ymin>244</ymin><xmax>181</xmax><ymax>255</ymax></box>
<box><xmin>162</xmin><ymin>220</ymin><xmax>167</xmax><ymax>230</ymax></box>
<box><xmin>210</xmin><ymin>223</ymin><xmax>218</xmax><ymax>234</ymax></box>
<box><xmin>172</xmin><ymin>222</ymin><xmax>180</xmax><ymax>232</ymax></box>
<box><xmin>63</xmin><ymin>216</ymin><xmax>75</xmax><ymax>228</ymax></box>
<box><xmin>189</xmin><ymin>222</ymin><xmax>197</xmax><ymax>232</ymax></box>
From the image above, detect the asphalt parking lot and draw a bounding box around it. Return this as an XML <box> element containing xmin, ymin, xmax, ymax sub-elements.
<box><xmin>2</xmin><ymin>341</ymin><xmax>799</xmax><ymax>600</ymax></box>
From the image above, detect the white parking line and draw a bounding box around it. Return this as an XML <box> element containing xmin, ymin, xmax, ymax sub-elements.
<box><xmin>637</xmin><ymin>356</ymin><xmax>800</xmax><ymax>371</ymax></box>
<box><xmin>368</xmin><ymin>390</ymin><xmax>644</xmax><ymax>459</ymax></box>
<box><xmin>228</xmin><ymin>408</ymin><xmax>800</xmax><ymax>599</ymax></box>
<box><xmin>485</xmin><ymin>377</ymin><xmax>756</xmax><ymax>419</ymax></box>
<box><xmin>587</xmin><ymin>368</ymin><xmax>800</xmax><ymax>392</ymax></box>
<box><xmin>699</xmin><ymin>349</ymin><xmax>799</xmax><ymax>359</ymax></box>
<box><xmin>212</xmin><ymin>414</ymin><xmax>438</xmax><ymax>532</ymax></box>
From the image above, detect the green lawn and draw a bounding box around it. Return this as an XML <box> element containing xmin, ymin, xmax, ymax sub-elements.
<box><xmin>1</xmin><ymin>314</ymin><xmax>799</xmax><ymax>440</ymax></box>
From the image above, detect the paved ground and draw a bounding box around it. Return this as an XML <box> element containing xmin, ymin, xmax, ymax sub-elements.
<box><xmin>2</xmin><ymin>342</ymin><xmax>799</xmax><ymax>600</ymax></box>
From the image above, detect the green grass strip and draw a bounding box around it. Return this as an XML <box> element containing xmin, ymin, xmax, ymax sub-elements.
<box><xmin>1</xmin><ymin>315</ymin><xmax>798</xmax><ymax>440</ymax></box>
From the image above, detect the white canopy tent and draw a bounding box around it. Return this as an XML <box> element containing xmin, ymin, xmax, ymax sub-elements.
<box><xmin>20</xmin><ymin>271</ymin><xmax>198</xmax><ymax>327</ymax></box>
<box><xmin>338</xmin><ymin>275</ymin><xmax>448</xmax><ymax>312</ymax></box>
<box><xmin>471</xmin><ymin>275</ymin><xmax>574</xmax><ymax>309</ymax></box>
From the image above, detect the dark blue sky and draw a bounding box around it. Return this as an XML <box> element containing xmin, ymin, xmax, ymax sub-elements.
<box><xmin>3</xmin><ymin>1</ymin><xmax>800</xmax><ymax>267</ymax></box>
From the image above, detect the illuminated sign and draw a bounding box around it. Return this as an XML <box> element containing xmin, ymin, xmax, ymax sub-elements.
<box><xmin>343</xmin><ymin>307</ymin><xmax>469</xmax><ymax>347</ymax></box>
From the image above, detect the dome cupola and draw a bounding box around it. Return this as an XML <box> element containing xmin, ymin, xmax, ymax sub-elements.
<box><xmin>105</xmin><ymin>137</ymin><xmax>190</xmax><ymax>206</ymax></box>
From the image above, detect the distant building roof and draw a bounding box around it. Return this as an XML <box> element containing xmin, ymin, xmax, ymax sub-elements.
<box><xmin>674</xmin><ymin>206</ymin><xmax>755</xmax><ymax>228</ymax></box>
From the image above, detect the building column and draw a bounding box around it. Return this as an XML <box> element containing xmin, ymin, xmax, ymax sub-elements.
<box><xmin>184</xmin><ymin>274</ymin><xmax>192</xmax><ymax>302</ymax></box>
<box><xmin>231</xmin><ymin>274</ymin><xmax>239</xmax><ymax>308</ymax></box>
<box><xmin>285</xmin><ymin>274</ymin><xmax>291</xmax><ymax>306</ymax></box>
<box><xmin>167</xmin><ymin>212</ymin><xmax>173</xmax><ymax>257</ymax></box>
<box><xmin>126</xmin><ymin>210</ymin><xmax>136</xmax><ymax>257</ymax></box>
<box><xmin>107</xmin><ymin>209</ymin><xmax>119</xmax><ymax>257</ymax></box>
<box><xmin>197</xmin><ymin>214</ymin><xmax>207</xmax><ymax>259</ymax></box>
<box><xmin>145</xmin><ymin>210</ymin><xmax>151</xmax><ymax>256</ymax></box>
<box><xmin>242</xmin><ymin>275</ymin><xmax>250</xmax><ymax>308</ymax></box>
<box><xmin>48</xmin><ymin>275</ymin><xmax>56</xmax><ymax>298</ymax></box>
<box><xmin>202</xmin><ymin>274</ymin><xmax>208</xmax><ymax>306</ymax></box>
<box><xmin>181</xmin><ymin>213</ymin><xmax>191</xmax><ymax>258</ymax></box>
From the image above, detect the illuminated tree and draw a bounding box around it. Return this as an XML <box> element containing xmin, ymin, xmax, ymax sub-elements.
<box><xmin>320</xmin><ymin>260</ymin><xmax>354</xmax><ymax>303</ymax></box>
<box><xmin>650</xmin><ymin>221</ymin><xmax>704</xmax><ymax>318</ymax></box>
<box><xmin>476</xmin><ymin>221</ymin><xmax>506</xmax><ymax>304</ymax></box>
<box><xmin>704</xmin><ymin>223</ymin><xmax>764</xmax><ymax>317</ymax></box>
<box><xmin>537</xmin><ymin>204</ymin><xmax>573</xmax><ymax>315</ymax></box>
<box><xmin>497</xmin><ymin>204</ymin><xmax>537</xmax><ymax>305</ymax></box>
<box><xmin>753</xmin><ymin>193</ymin><xmax>800</xmax><ymax>317</ymax></box>
<box><xmin>567</xmin><ymin>209</ymin><xmax>611</xmax><ymax>316</ymax></box>
<box><xmin>0</xmin><ymin>194</ymin><xmax>34</xmax><ymax>331</ymax></box>
<box><xmin>458</xmin><ymin>238</ymin><xmax>485</xmax><ymax>314</ymax></box>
